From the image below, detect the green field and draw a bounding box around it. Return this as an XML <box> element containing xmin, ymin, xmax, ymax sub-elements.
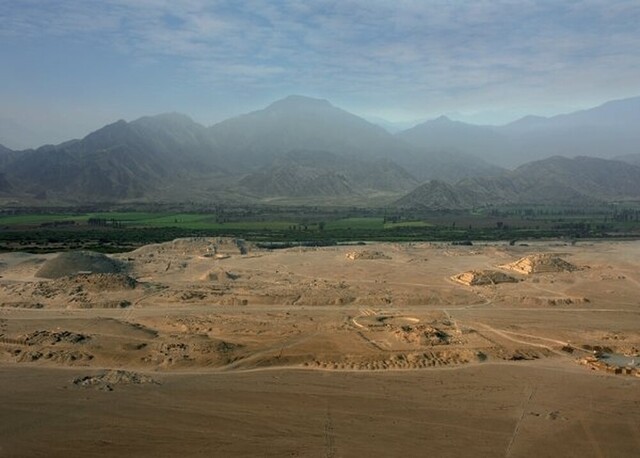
<box><xmin>0</xmin><ymin>214</ymin><xmax>89</xmax><ymax>225</ymax></box>
<box><xmin>94</xmin><ymin>213</ymin><xmax>297</xmax><ymax>230</ymax></box>
<box><xmin>0</xmin><ymin>212</ymin><xmax>433</xmax><ymax>232</ymax></box>
<box><xmin>1</xmin><ymin>205</ymin><xmax>640</xmax><ymax>253</ymax></box>
<box><xmin>0</xmin><ymin>212</ymin><xmax>297</xmax><ymax>231</ymax></box>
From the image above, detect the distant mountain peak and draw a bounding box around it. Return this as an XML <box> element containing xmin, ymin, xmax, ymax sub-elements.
<box><xmin>146</xmin><ymin>112</ymin><xmax>195</xmax><ymax>122</ymax></box>
<box><xmin>79</xmin><ymin>119</ymin><xmax>129</xmax><ymax>141</ymax></box>
<box><xmin>266</xmin><ymin>95</ymin><xmax>333</xmax><ymax>110</ymax></box>
<box><xmin>431</xmin><ymin>115</ymin><xmax>452</xmax><ymax>123</ymax></box>
<box><xmin>510</xmin><ymin>114</ymin><xmax>547</xmax><ymax>123</ymax></box>
<box><xmin>132</xmin><ymin>112</ymin><xmax>200</xmax><ymax>129</ymax></box>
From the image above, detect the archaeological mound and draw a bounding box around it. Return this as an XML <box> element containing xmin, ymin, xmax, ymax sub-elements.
<box><xmin>345</xmin><ymin>250</ymin><xmax>390</xmax><ymax>260</ymax></box>
<box><xmin>501</xmin><ymin>254</ymin><xmax>578</xmax><ymax>274</ymax></box>
<box><xmin>36</xmin><ymin>251</ymin><xmax>126</xmax><ymax>279</ymax></box>
<box><xmin>452</xmin><ymin>270</ymin><xmax>519</xmax><ymax>286</ymax></box>
<box><xmin>201</xmin><ymin>268</ymin><xmax>240</xmax><ymax>282</ymax></box>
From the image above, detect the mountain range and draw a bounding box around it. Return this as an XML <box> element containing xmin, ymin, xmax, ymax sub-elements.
<box><xmin>1</xmin><ymin>95</ymin><xmax>639</xmax><ymax>207</ymax></box>
<box><xmin>399</xmin><ymin>96</ymin><xmax>640</xmax><ymax>168</ymax></box>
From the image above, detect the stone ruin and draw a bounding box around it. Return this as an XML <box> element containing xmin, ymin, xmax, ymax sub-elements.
<box><xmin>501</xmin><ymin>254</ymin><xmax>578</xmax><ymax>274</ymax></box>
<box><xmin>452</xmin><ymin>270</ymin><xmax>519</xmax><ymax>286</ymax></box>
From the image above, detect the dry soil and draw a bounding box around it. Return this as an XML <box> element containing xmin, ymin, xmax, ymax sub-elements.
<box><xmin>0</xmin><ymin>238</ymin><xmax>639</xmax><ymax>457</ymax></box>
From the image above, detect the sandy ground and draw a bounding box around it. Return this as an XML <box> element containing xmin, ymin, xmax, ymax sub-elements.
<box><xmin>0</xmin><ymin>238</ymin><xmax>639</xmax><ymax>457</ymax></box>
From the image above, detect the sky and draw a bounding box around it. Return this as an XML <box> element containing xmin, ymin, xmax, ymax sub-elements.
<box><xmin>1</xmin><ymin>0</ymin><xmax>639</xmax><ymax>148</ymax></box>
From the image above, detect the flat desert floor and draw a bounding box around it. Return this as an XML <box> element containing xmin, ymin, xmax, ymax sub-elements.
<box><xmin>0</xmin><ymin>239</ymin><xmax>639</xmax><ymax>457</ymax></box>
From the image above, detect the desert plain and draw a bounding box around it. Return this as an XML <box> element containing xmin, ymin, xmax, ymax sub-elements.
<box><xmin>0</xmin><ymin>238</ymin><xmax>639</xmax><ymax>457</ymax></box>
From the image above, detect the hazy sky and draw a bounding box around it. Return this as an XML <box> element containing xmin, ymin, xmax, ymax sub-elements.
<box><xmin>1</xmin><ymin>0</ymin><xmax>640</xmax><ymax>148</ymax></box>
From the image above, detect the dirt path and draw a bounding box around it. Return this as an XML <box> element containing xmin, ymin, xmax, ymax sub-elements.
<box><xmin>505</xmin><ymin>385</ymin><xmax>537</xmax><ymax>457</ymax></box>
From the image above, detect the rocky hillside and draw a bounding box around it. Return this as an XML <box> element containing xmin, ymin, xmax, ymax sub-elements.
<box><xmin>614</xmin><ymin>153</ymin><xmax>640</xmax><ymax>167</ymax></box>
<box><xmin>239</xmin><ymin>150</ymin><xmax>417</xmax><ymax>198</ymax></box>
<box><xmin>1</xmin><ymin>114</ymin><xmax>223</xmax><ymax>201</ymax></box>
<box><xmin>2</xmin><ymin>95</ymin><xmax>639</xmax><ymax>204</ymax></box>
<box><xmin>396</xmin><ymin>156</ymin><xmax>640</xmax><ymax>209</ymax></box>
<box><xmin>0</xmin><ymin>143</ymin><xmax>12</xmax><ymax>155</ymax></box>
<box><xmin>209</xmin><ymin>95</ymin><xmax>403</xmax><ymax>168</ymax></box>
<box><xmin>0</xmin><ymin>96</ymin><xmax>503</xmax><ymax>203</ymax></box>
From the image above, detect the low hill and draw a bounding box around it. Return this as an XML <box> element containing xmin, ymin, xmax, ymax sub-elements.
<box><xmin>396</xmin><ymin>156</ymin><xmax>640</xmax><ymax>209</ymax></box>
<box><xmin>241</xmin><ymin>165</ymin><xmax>352</xmax><ymax>198</ymax></box>
<box><xmin>511</xmin><ymin>156</ymin><xmax>640</xmax><ymax>200</ymax></box>
<box><xmin>0</xmin><ymin>141</ymin><xmax>14</xmax><ymax>192</ymax></box>
<box><xmin>407</xmin><ymin>150</ymin><xmax>505</xmax><ymax>183</ymax></box>
<box><xmin>395</xmin><ymin>180</ymin><xmax>475</xmax><ymax>210</ymax></box>
<box><xmin>36</xmin><ymin>251</ymin><xmax>126</xmax><ymax>279</ymax></box>
<box><xmin>0</xmin><ymin>173</ymin><xmax>12</xmax><ymax>193</ymax></box>
<box><xmin>239</xmin><ymin>150</ymin><xmax>417</xmax><ymax>198</ymax></box>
